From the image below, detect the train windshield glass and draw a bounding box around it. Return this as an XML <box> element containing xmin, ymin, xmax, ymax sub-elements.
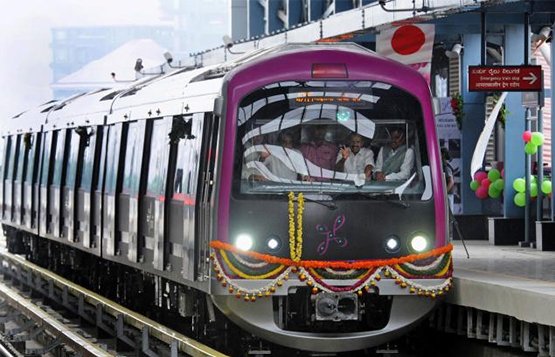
<box><xmin>235</xmin><ymin>80</ymin><xmax>430</xmax><ymax>200</ymax></box>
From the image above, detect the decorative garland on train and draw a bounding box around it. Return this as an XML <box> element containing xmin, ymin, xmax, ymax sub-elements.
<box><xmin>210</xmin><ymin>192</ymin><xmax>453</xmax><ymax>302</ymax></box>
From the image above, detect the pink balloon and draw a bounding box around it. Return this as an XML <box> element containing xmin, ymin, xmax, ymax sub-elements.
<box><xmin>481</xmin><ymin>178</ymin><xmax>491</xmax><ymax>189</ymax></box>
<box><xmin>476</xmin><ymin>186</ymin><xmax>489</xmax><ymax>199</ymax></box>
<box><xmin>523</xmin><ymin>131</ymin><xmax>532</xmax><ymax>142</ymax></box>
<box><xmin>474</xmin><ymin>171</ymin><xmax>488</xmax><ymax>183</ymax></box>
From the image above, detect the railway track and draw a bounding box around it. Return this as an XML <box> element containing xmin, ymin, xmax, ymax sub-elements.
<box><xmin>0</xmin><ymin>250</ymin><xmax>230</xmax><ymax>357</ymax></box>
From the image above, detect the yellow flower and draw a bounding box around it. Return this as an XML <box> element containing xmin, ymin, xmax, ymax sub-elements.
<box><xmin>288</xmin><ymin>192</ymin><xmax>304</xmax><ymax>262</ymax></box>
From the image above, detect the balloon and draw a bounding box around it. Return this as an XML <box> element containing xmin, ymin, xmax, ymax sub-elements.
<box><xmin>476</xmin><ymin>186</ymin><xmax>488</xmax><ymax>199</ymax></box>
<box><xmin>487</xmin><ymin>169</ymin><xmax>501</xmax><ymax>181</ymax></box>
<box><xmin>481</xmin><ymin>178</ymin><xmax>491</xmax><ymax>189</ymax></box>
<box><xmin>493</xmin><ymin>178</ymin><xmax>504</xmax><ymax>191</ymax></box>
<box><xmin>541</xmin><ymin>180</ymin><xmax>552</xmax><ymax>194</ymax></box>
<box><xmin>531</xmin><ymin>132</ymin><xmax>544</xmax><ymax>146</ymax></box>
<box><xmin>522</xmin><ymin>131</ymin><xmax>532</xmax><ymax>142</ymax></box>
<box><xmin>488</xmin><ymin>185</ymin><xmax>501</xmax><ymax>198</ymax></box>
<box><xmin>501</xmin><ymin>169</ymin><xmax>504</xmax><ymax>178</ymax></box>
<box><xmin>514</xmin><ymin>192</ymin><xmax>526</xmax><ymax>207</ymax></box>
<box><xmin>470</xmin><ymin>180</ymin><xmax>479</xmax><ymax>191</ymax></box>
<box><xmin>513</xmin><ymin>178</ymin><xmax>525</xmax><ymax>193</ymax></box>
<box><xmin>474</xmin><ymin>171</ymin><xmax>488</xmax><ymax>183</ymax></box>
<box><xmin>530</xmin><ymin>182</ymin><xmax>538</xmax><ymax>198</ymax></box>
<box><xmin>524</xmin><ymin>142</ymin><xmax>538</xmax><ymax>155</ymax></box>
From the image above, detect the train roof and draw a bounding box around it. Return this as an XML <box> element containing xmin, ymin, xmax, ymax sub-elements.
<box><xmin>3</xmin><ymin>43</ymin><xmax>392</xmax><ymax>136</ymax></box>
<box><xmin>3</xmin><ymin>100</ymin><xmax>60</xmax><ymax>136</ymax></box>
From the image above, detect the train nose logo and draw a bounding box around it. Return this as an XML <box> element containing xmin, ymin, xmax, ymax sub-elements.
<box><xmin>316</xmin><ymin>215</ymin><xmax>348</xmax><ymax>255</ymax></box>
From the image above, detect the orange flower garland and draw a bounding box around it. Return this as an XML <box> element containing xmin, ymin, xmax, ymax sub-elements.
<box><xmin>210</xmin><ymin>240</ymin><xmax>453</xmax><ymax>270</ymax></box>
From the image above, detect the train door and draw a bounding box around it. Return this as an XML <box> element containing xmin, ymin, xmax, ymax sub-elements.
<box><xmin>118</xmin><ymin>121</ymin><xmax>147</xmax><ymax>263</ymax></box>
<box><xmin>196</xmin><ymin>113</ymin><xmax>219</xmax><ymax>281</ymax></box>
<box><xmin>61</xmin><ymin>129</ymin><xmax>80</xmax><ymax>242</ymax></box>
<box><xmin>13</xmin><ymin>135</ymin><xmax>26</xmax><ymax>226</ymax></box>
<box><xmin>76</xmin><ymin>126</ymin><xmax>103</xmax><ymax>255</ymax></box>
<box><xmin>39</xmin><ymin>132</ymin><xmax>54</xmax><ymax>238</ymax></box>
<box><xmin>166</xmin><ymin>114</ymin><xmax>205</xmax><ymax>281</ymax></box>
<box><xmin>2</xmin><ymin>136</ymin><xmax>14</xmax><ymax>222</ymax></box>
<box><xmin>103</xmin><ymin>123</ymin><xmax>125</xmax><ymax>257</ymax></box>
<box><xmin>23</xmin><ymin>133</ymin><xmax>41</xmax><ymax>233</ymax></box>
<box><xmin>141</xmin><ymin>116</ymin><xmax>172</xmax><ymax>272</ymax></box>
<box><xmin>49</xmin><ymin>130</ymin><xmax>69</xmax><ymax>239</ymax></box>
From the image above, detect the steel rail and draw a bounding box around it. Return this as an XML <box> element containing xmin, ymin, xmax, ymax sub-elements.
<box><xmin>0</xmin><ymin>251</ymin><xmax>229</xmax><ymax>357</ymax></box>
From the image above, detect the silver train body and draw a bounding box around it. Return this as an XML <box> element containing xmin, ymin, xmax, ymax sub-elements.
<box><xmin>0</xmin><ymin>43</ymin><xmax>452</xmax><ymax>352</ymax></box>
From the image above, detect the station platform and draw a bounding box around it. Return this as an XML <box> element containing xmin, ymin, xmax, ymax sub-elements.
<box><xmin>449</xmin><ymin>240</ymin><xmax>555</xmax><ymax>328</ymax></box>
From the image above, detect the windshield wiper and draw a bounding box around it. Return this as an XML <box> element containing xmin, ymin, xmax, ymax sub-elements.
<box><xmin>301</xmin><ymin>195</ymin><xmax>337</xmax><ymax>210</ymax></box>
<box><xmin>335</xmin><ymin>191</ymin><xmax>410</xmax><ymax>208</ymax></box>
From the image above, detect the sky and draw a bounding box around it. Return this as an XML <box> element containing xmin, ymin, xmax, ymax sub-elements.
<box><xmin>0</xmin><ymin>0</ymin><xmax>165</xmax><ymax>118</ymax></box>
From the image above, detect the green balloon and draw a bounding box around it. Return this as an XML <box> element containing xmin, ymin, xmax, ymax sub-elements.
<box><xmin>513</xmin><ymin>178</ymin><xmax>525</xmax><ymax>193</ymax></box>
<box><xmin>470</xmin><ymin>180</ymin><xmax>479</xmax><ymax>191</ymax></box>
<box><xmin>524</xmin><ymin>142</ymin><xmax>538</xmax><ymax>155</ymax></box>
<box><xmin>530</xmin><ymin>175</ymin><xmax>537</xmax><ymax>183</ymax></box>
<box><xmin>530</xmin><ymin>182</ymin><xmax>538</xmax><ymax>197</ymax></box>
<box><xmin>541</xmin><ymin>180</ymin><xmax>552</xmax><ymax>194</ymax></box>
<box><xmin>514</xmin><ymin>192</ymin><xmax>526</xmax><ymax>207</ymax></box>
<box><xmin>487</xmin><ymin>169</ymin><xmax>501</xmax><ymax>181</ymax></box>
<box><xmin>493</xmin><ymin>178</ymin><xmax>504</xmax><ymax>191</ymax></box>
<box><xmin>531</xmin><ymin>132</ymin><xmax>545</xmax><ymax>146</ymax></box>
<box><xmin>488</xmin><ymin>185</ymin><xmax>501</xmax><ymax>198</ymax></box>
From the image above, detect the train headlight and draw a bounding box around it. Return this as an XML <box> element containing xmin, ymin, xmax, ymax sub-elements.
<box><xmin>266</xmin><ymin>235</ymin><xmax>281</xmax><ymax>251</ymax></box>
<box><xmin>384</xmin><ymin>235</ymin><xmax>400</xmax><ymax>253</ymax></box>
<box><xmin>410</xmin><ymin>235</ymin><xmax>428</xmax><ymax>252</ymax></box>
<box><xmin>234</xmin><ymin>234</ymin><xmax>254</xmax><ymax>251</ymax></box>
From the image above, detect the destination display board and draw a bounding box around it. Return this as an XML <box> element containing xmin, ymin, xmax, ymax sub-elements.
<box><xmin>468</xmin><ymin>65</ymin><xmax>543</xmax><ymax>92</ymax></box>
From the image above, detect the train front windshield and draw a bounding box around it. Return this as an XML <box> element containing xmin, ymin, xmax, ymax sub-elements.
<box><xmin>234</xmin><ymin>80</ymin><xmax>430</xmax><ymax>200</ymax></box>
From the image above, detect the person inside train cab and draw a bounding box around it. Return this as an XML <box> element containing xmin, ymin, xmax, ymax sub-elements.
<box><xmin>264</xmin><ymin>131</ymin><xmax>301</xmax><ymax>180</ymax></box>
<box><xmin>300</xmin><ymin>124</ymin><xmax>338</xmax><ymax>171</ymax></box>
<box><xmin>241</xmin><ymin>134</ymin><xmax>269</xmax><ymax>181</ymax></box>
<box><xmin>335</xmin><ymin>132</ymin><xmax>374</xmax><ymax>179</ymax></box>
<box><xmin>374</xmin><ymin>127</ymin><xmax>414</xmax><ymax>181</ymax></box>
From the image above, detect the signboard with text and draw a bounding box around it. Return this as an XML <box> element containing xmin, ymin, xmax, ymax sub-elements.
<box><xmin>468</xmin><ymin>65</ymin><xmax>542</xmax><ymax>92</ymax></box>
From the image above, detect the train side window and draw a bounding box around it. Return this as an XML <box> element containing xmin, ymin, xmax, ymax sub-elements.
<box><xmin>146</xmin><ymin>118</ymin><xmax>172</xmax><ymax>196</ymax></box>
<box><xmin>52</xmin><ymin>130</ymin><xmax>67</xmax><ymax>186</ymax></box>
<box><xmin>105</xmin><ymin>124</ymin><xmax>123</xmax><ymax>194</ymax></box>
<box><xmin>65</xmin><ymin>131</ymin><xmax>80</xmax><ymax>188</ymax></box>
<box><xmin>15</xmin><ymin>135</ymin><xmax>25</xmax><ymax>182</ymax></box>
<box><xmin>80</xmin><ymin>128</ymin><xmax>97</xmax><ymax>191</ymax></box>
<box><xmin>24</xmin><ymin>134</ymin><xmax>38</xmax><ymax>184</ymax></box>
<box><xmin>122</xmin><ymin>122</ymin><xmax>145</xmax><ymax>195</ymax></box>
<box><xmin>172</xmin><ymin>116</ymin><xmax>203</xmax><ymax>196</ymax></box>
<box><xmin>40</xmin><ymin>133</ymin><xmax>53</xmax><ymax>186</ymax></box>
<box><xmin>5</xmin><ymin>136</ymin><xmax>14</xmax><ymax>182</ymax></box>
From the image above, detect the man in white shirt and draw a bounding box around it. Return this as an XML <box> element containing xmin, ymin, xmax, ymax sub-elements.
<box><xmin>335</xmin><ymin>133</ymin><xmax>374</xmax><ymax>178</ymax></box>
<box><xmin>374</xmin><ymin>128</ymin><xmax>414</xmax><ymax>181</ymax></box>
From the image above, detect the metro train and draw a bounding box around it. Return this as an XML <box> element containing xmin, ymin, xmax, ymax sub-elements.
<box><xmin>0</xmin><ymin>43</ymin><xmax>453</xmax><ymax>353</ymax></box>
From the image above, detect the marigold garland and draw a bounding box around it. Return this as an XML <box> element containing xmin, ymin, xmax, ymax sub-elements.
<box><xmin>210</xmin><ymin>240</ymin><xmax>453</xmax><ymax>270</ymax></box>
<box><xmin>210</xmin><ymin>248</ymin><xmax>453</xmax><ymax>299</ymax></box>
<box><xmin>220</xmin><ymin>250</ymin><xmax>286</xmax><ymax>279</ymax></box>
<box><xmin>288</xmin><ymin>192</ymin><xmax>304</xmax><ymax>262</ymax></box>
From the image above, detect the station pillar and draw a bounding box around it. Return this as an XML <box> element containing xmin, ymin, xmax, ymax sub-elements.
<box><xmin>488</xmin><ymin>24</ymin><xmax>528</xmax><ymax>245</ymax></box>
<box><xmin>461</xmin><ymin>33</ymin><xmax>485</xmax><ymax>215</ymax></box>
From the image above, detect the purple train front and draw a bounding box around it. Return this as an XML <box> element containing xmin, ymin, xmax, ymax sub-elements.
<box><xmin>209</xmin><ymin>43</ymin><xmax>453</xmax><ymax>352</ymax></box>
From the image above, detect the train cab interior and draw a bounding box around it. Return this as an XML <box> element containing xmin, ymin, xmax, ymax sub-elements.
<box><xmin>234</xmin><ymin>80</ymin><xmax>431</xmax><ymax>201</ymax></box>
